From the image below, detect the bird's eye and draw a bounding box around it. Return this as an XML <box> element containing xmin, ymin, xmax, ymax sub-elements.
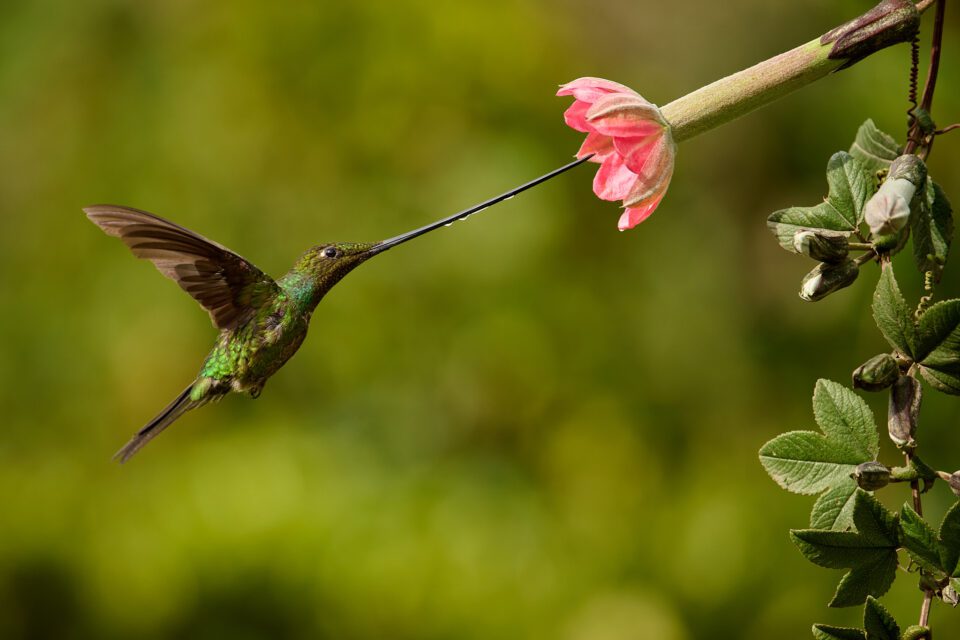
<box><xmin>323</xmin><ymin>247</ymin><xmax>338</xmax><ymax>259</ymax></box>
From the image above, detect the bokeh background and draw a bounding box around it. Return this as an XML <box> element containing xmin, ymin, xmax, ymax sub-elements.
<box><xmin>1</xmin><ymin>0</ymin><xmax>959</xmax><ymax>638</ymax></box>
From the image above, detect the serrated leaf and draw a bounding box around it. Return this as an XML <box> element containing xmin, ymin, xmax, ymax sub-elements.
<box><xmin>911</xmin><ymin>181</ymin><xmax>953</xmax><ymax>281</ymax></box>
<box><xmin>900</xmin><ymin>504</ymin><xmax>942</xmax><ymax>573</ymax></box>
<box><xmin>915</xmin><ymin>299</ymin><xmax>960</xmax><ymax>366</ymax></box>
<box><xmin>768</xmin><ymin>203</ymin><xmax>855</xmax><ymax>252</ymax></box>
<box><xmin>791</xmin><ymin>491</ymin><xmax>899</xmax><ymax>607</ymax></box>
<box><xmin>918</xmin><ymin>365</ymin><xmax>960</xmax><ymax>395</ymax></box>
<box><xmin>863</xmin><ymin>596</ymin><xmax>899</xmax><ymax>640</ymax></box>
<box><xmin>813</xmin><ymin>380</ymin><xmax>879</xmax><ymax>459</ymax></box>
<box><xmin>849</xmin><ymin>119</ymin><xmax>900</xmax><ymax>174</ymax></box>
<box><xmin>760</xmin><ymin>380</ymin><xmax>878</xmax><ymax>495</ymax></box>
<box><xmin>760</xmin><ymin>432</ymin><xmax>866</xmax><ymax>494</ymax></box>
<box><xmin>939</xmin><ymin>502</ymin><xmax>960</xmax><ymax>575</ymax></box>
<box><xmin>872</xmin><ymin>264</ymin><xmax>917</xmax><ymax>357</ymax></box>
<box><xmin>812</xmin><ymin>480</ymin><xmax>859</xmax><ymax>530</ymax></box>
<box><xmin>813</xmin><ymin>624</ymin><xmax>866</xmax><ymax>640</ymax></box>
<box><xmin>826</xmin><ymin>152</ymin><xmax>873</xmax><ymax>228</ymax></box>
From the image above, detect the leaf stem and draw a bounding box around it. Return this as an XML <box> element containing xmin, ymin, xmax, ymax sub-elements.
<box><xmin>854</xmin><ymin>250</ymin><xmax>878</xmax><ymax>266</ymax></box>
<box><xmin>919</xmin><ymin>589</ymin><xmax>933</xmax><ymax>626</ymax></box>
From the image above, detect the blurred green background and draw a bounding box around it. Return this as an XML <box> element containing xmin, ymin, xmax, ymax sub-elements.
<box><xmin>1</xmin><ymin>0</ymin><xmax>958</xmax><ymax>638</ymax></box>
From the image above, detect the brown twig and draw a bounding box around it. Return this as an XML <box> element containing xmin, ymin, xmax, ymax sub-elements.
<box><xmin>906</xmin><ymin>0</ymin><xmax>947</xmax><ymax>155</ymax></box>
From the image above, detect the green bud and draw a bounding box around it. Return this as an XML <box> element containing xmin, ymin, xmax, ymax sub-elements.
<box><xmin>852</xmin><ymin>353</ymin><xmax>900</xmax><ymax>391</ymax></box>
<box><xmin>888</xmin><ymin>375</ymin><xmax>921</xmax><ymax>449</ymax></box>
<box><xmin>888</xmin><ymin>154</ymin><xmax>927</xmax><ymax>184</ymax></box>
<box><xmin>902</xmin><ymin>624</ymin><xmax>934</xmax><ymax>639</ymax></box>
<box><xmin>799</xmin><ymin>260</ymin><xmax>859</xmax><ymax>302</ymax></box>
<box><xmin>853</xmin><ymin>461</ymin><xmax>891</xmax><ymax>490</ymax></box>
<box><xmin>792</xmin><ymin>229</ymin><xmax>849</xmax><ymax>263</ymax></box>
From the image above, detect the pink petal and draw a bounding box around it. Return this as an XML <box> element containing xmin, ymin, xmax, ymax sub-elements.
<box><xmin>618</xmin><ymin>190</ymin><xmax>666</xmax><ymax>230</ymax></box>
<box><xmin>612</xmin><ymin>134</ymin><xmax>661</xmax><ymax>174</ymax></box>
<box><xmin>563</xmin><ymin>100</ymin><xmax>593</xmax><ymax>133</ymax></box>
<box><xmin>577</xmin><ymin>131</ymin><xmax>614</xmax><ymax>161</ymax></box>
<box><xmin>593</xmin><ymin>153</ymin><xmax>638</xmax><ymax>202</ymax></box>
<box><xmin>622</xmin><ymin>136</ymin><xmax>675</xmax><ymax>207</ymax></box>
<box><xmin>587</xmin><ymin>93</ymin><xmax>665</xmax><ymax>139</ymax></box>
<box><xmin>557</xmin><ymin>77</ymin><xmax>639</xmax><ymax>103</ymax></box>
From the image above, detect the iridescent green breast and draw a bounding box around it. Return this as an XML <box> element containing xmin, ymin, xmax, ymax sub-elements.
<box><xmin>198</xmin><ymin>292</ymin><xmax>310</xmax><ymax>392</ymax></box>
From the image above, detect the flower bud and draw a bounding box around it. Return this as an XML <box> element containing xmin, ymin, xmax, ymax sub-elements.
<box><xmin>852</xmin><ymin>354</ymin><xmax>900</xmax><ymax>392</ymax></box>
<box><xmin>799</xmin><ymin>260</ymin><xmax>859</xmax><ymax>302</ymax></box>
<box><xmin>853</xmin><ymin>461</ymin><xmax>891</xmax><ymax>490</ymax></box>
<box><xmin>865</xmin><ymin>155</ymin><xmax>928</xmax><ymax>241</ymax></box>
<box><xmin>937</xmin><ymin>470</ymin><xmax>960</xmax><ymax>498</ymax></box>
<box><xmin>792</xmin><ymin>229</ymin><xmax>849</xmax><ymax>263</ymax></box>
<box><xmin>865</xmin><ymin>191</ymin><xmax>911</xmax><ymax>237</ymax></box>
<box><xmin>888</xmin><ymin>375</ymin><xmax>921</xmax><ymax>449</ymax></box>
<box><xmin>940</xmin><ymin>586</ymin><xmax>959</xmax><ymax>608</ymax></box>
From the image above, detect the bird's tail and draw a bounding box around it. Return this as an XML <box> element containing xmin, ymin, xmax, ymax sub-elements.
<box><xmin>113</xmin><ymin>384</ymin><xmax>202</xmax><ymax>463</ymax></box>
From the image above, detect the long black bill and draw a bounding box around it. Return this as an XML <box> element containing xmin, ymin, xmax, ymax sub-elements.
<box><xmin>369</xmin><ymin>154</ymin><xmax>593</xmax><ymax>254</ymax></box>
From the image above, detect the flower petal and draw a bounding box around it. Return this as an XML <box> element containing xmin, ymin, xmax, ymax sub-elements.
<box><xmin>563</xmin><ymin>100</ymin><xmax>593</xmax><ymax>133</ymax></box>
<box><xmin>593</xmin><ymin>153</ymin><xmax>638</xmax><ymax>202</ymax></box>
<box><xmin>618</xmin><ymin>191</ymin><xmax>666</xmax><ymax>230</ymax></box>
<box><xmin>587</xmin><ymin>93</ymin><xmax>666</xmax><ymax>138</ymax></box>
<box><xmin>612</xmin><ymin>134</ymin><xmax>661</xmax><ymax>175</ymax></box>
<box><xmin>557</xmin><ymin>77</ymin><xmax>639</xmax><ymax>103</ymax></box>
<box><xmin>622</xmin><ymin>136</ymin><xmax>675</xmax><ymax>208</ymax></box>
<box><xmin>577</xmin><ymin>131</ymin><xmax>614</xmax><ymax>161</ymax></box>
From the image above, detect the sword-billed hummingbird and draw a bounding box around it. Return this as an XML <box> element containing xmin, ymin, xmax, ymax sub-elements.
<box><xmin>87</xmin><ymin>157</ymin><xmax>590</xmax><ymax>462</ymax></box>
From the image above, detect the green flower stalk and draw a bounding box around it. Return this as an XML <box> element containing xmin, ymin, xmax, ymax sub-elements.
<box><xmin>661</xmin><ymin>0</ymin><xmax>922</xmax><ymax>143</ymax></box>
<box><xmin>559</xmin><ymin>0</ymin><xmax>926</xmax><ymax>228</ymax></box>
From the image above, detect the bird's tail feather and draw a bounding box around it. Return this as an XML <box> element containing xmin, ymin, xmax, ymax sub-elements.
<box><xmin>113</xmin><ymin>384</ymin><xmax>200</xmax><ymax>463</ymax></box>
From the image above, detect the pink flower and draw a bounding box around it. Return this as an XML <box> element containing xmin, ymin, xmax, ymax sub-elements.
<box><xmin>558</xmin><ymin>77</ymin><xmax>675</xmax><ymax>230</ymax></box>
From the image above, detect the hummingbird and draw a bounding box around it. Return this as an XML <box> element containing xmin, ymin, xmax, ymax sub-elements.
<box><xmin>87</xmin><ymin>156</ymin><xmax>590</xmax><ymax>462</ymax></box>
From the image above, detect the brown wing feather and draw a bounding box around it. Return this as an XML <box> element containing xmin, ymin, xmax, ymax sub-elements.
<box><xmin>85</xmin><ymin>205</ymin><xmax>280</xmax><ymax>329</ymax></box>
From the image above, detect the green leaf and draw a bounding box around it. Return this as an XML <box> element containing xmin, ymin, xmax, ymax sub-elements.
<box><xmin>939</xmin><ymin>501</ymin><xmax>960</xmax><ymax>575</ymax></box>
<box><xmin>826</xmin><ymin>152</ymin><xmax>873</xmax><ymax>228</ymax></box>
<box><xmin>872</xmin><ymin>263</ymin><xmax>917</xmax><ymax>357</ymax></box>
<box><xmin>918</xmin><ymin>365</ymin><xmax>960</xmax><ymax>395</ymax></box>
<box><xmin>767</xmin><ymin>153</ymin><xmax>871</xmax><ymax>252</ymax></box>
<box><xmin>768</xmin><ymin>203</ymin><xmax>855</xmax><ymax>252</ymax></box>
<box><xmin>791</xmin><ymin>491</ymin><xmax>899</xmax><ymax>607</ymax></box>
<box><xmin>812</xmin><ymin>480</ymin><xmax>859</xmax><ymax>530</ymax></box>
<box><xmin>900</xmin><ymin>504</ymin><xmax>942</xmax><ymax>573</ymax></box>
<box><xmin>911</xmin><ymin>181</ymin><xmax>953</xmax><ymax>282</ymax></box>
<box><xmin>813</xmin><ymin>379</ymin><xmax>879</xmax><ymax>458</ymax></box>
<box><xmin>863</xmin><ymin>597</ymin><xmax>899</xmax><ymax>640</ymax></box>
<box><xmin>813</xmin><ymin>624</ymin><xmax>866</xmax><ymax>640</ymax></box>
<box><xmin>915</xmin><ymin>299</ymin><xmax>960</xmax><ymax>367</ymax></box>
<box><xmin>849</xmin><ymin>119</ymin><xmax>900</xmax><ymax>174</ymax></box>
<box><xmin>760</xmin><ymin>380</ymin><xmax>878</xmax><ymax>495</ymax></box>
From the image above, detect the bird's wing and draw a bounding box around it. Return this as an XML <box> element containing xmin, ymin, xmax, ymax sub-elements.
<box><xmin>85</xmin><ymin>205</ymin><xmax>281</xmax><ymax>330</ymax></box>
